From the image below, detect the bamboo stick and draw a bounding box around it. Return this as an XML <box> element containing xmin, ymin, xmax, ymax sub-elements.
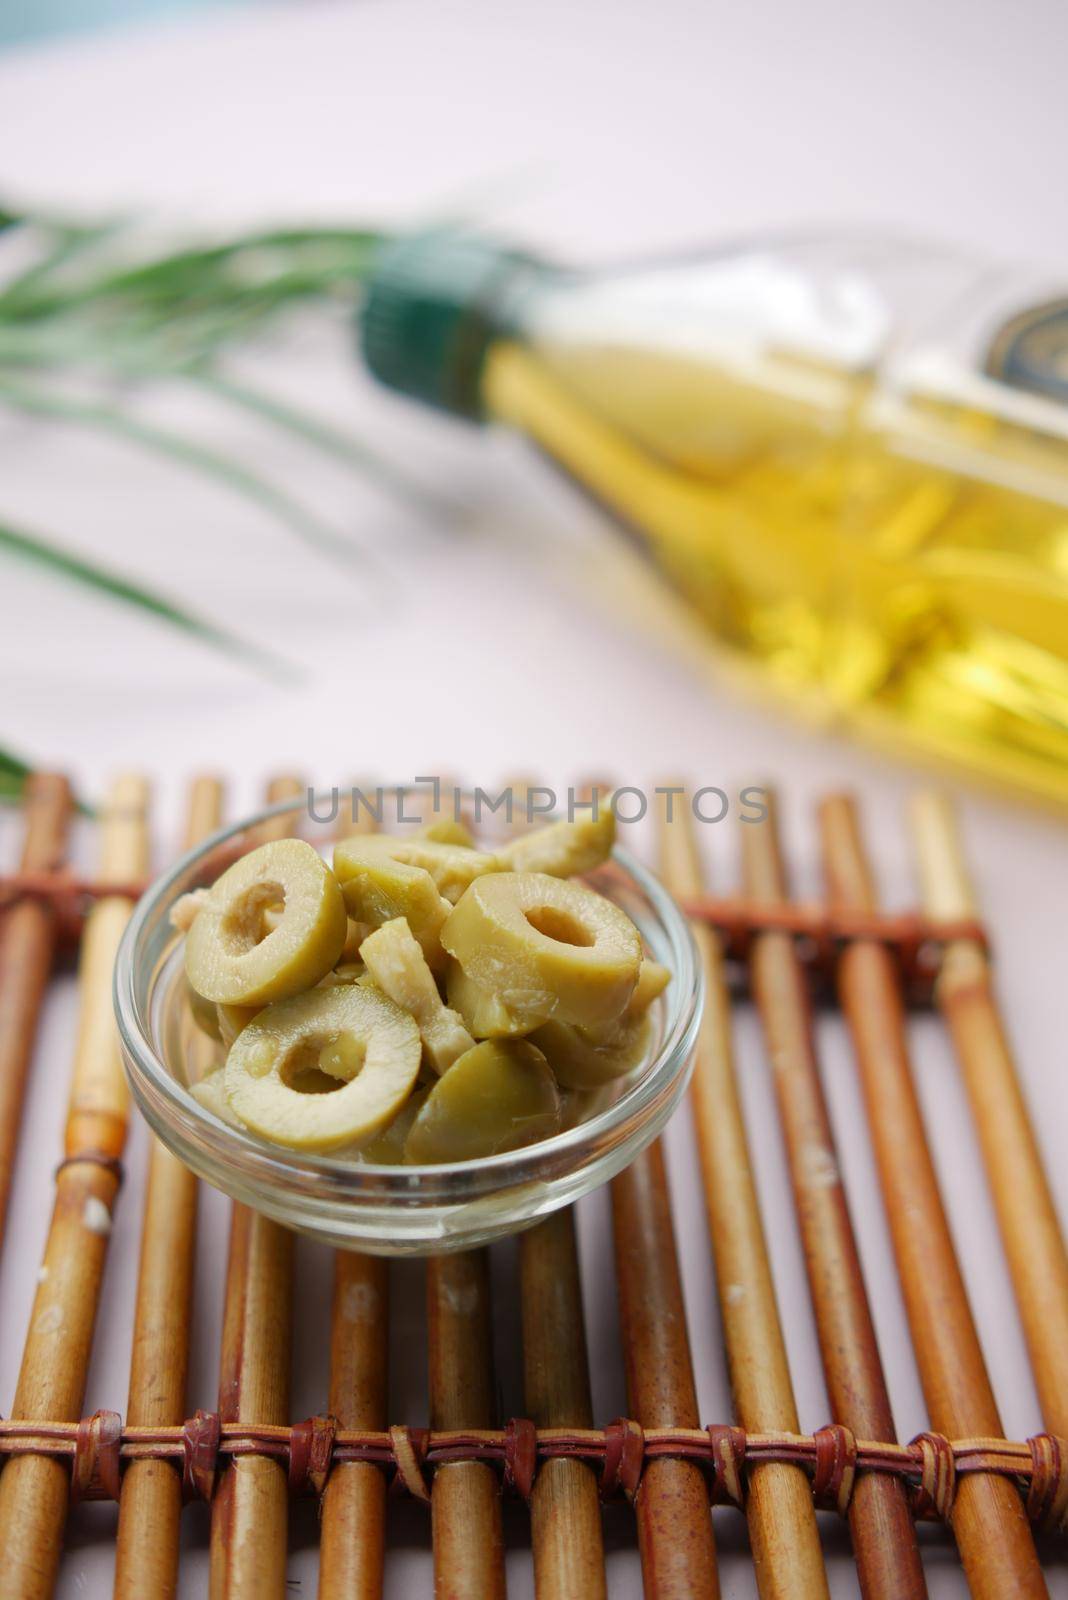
<box><xmin>210</xmin><ymin>776</ymin><xmax>301</xmax><ymax>1600</ymax></box>
<box><xmin>400</xmin><ymin>780</ymin><xmax>505</xmax><ymax>1600</ymax></box>
<box><xmin>0</xmin><ymin>773</ymin><xmax>150</xmax><ymax>1600</ymax></box>
<box><xmin>741</xmin><ymin>794</ymin><xmax>926</xmax><ymax>1600</ymax></box>
<box><xmin>611</xmin><ymin>1141</ymin><xmax>720</xmax><ymax>1600</ymax></box>
<box><xmin>318</xmin><ymin>1254</ymin><xmax>390</xmax><ymax>1599</ymax></box>
<box><xmin>507</xmin><ymin>778</ymin><xmax>605</xmax><ymax>1600</ymax></box>
<box><xmin>319</xmin><ymin>794</ymin><xmax>389</xmax><ymax>1600</ymax></box>
<box><xmin>521</xmin><ymin>1209</ymin><xmax>605</xmax><ymax>1600</ymax></box>
<box><xmin>605</xmin><ymin>775</ymin><xmax>719</xmax><ymax>1600</ymax></box>
<box><xmin>427</xmin><ymin>1249</ymin><xmax>506</xmax><ymax>1600</ymax></box>
<box><xmin>910</xmin><ymin>794</ymin><xmax>1068</xmax><ymax>1441</ymax></box>
<box><xmin>114</xmin><ymin>776</ymin><xmax>225</xmax><ymax>1600</ymax></box>
<box><xmin>819</xmin><ymin>795</ymin><xmax>1047</xmax><ymax>1600</ymax></box>
<box><xmin>0</xmin><ymin>773</ymin><xmax>72</xmax><ymax>1250</ymax></box>
<box><xmin>656</xmin><ymin>792</ymin><xmax>828</xmax><ymax>1600</ymax></box>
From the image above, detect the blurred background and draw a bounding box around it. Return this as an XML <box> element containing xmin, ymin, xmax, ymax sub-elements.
<box><xmin>3</xmin><ymin>8</ymin><xmax>1067</xmax><ymax>1600</ymax></box>
<box><xmin>2</xmin><ymin>0</ymin><xmax>1067</xmax><ymax>842</ymax></box>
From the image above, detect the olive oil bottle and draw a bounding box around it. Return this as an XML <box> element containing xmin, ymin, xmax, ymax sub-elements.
<box><xmin>361</xmin><ymin>233</ymin><xmax>1068</xmax><ymax>807</ymax></box>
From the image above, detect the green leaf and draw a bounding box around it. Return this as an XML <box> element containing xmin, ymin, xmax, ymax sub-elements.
<box><xmin>0</xmin><ymin>218</ymin><xmax>124</xmax><ymax>319</ymax></box>
<box><xmin>0</xmin><ymin>377</ymin><xmax>382</xmax><ymax>575</ymax></box>
<box><xmin>0</xmin><ymin>743</ymin><xmax>93</xmax><ymax>814</ymax></box>
<box><xmin>197</xmin><ymin>372</ymin><xmax>455</xmax><ymax>520</ymax></box>
<box><xmin>0</xmin><ymin>518</ymin><xmax>301</xmax><ymax>683</ymax></box>
<box><xmin>2</xmin><ymin>225</ymin><xmax>379</xmax><ymax>323</ymax></box>
<box><xmin>0</xmin><ymin>744</ymin><xmax>33</xmax><ymax>804</ymax></box>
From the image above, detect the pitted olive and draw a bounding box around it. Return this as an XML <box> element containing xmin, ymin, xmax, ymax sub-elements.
<box><xmin>359</xmin><ymin>918</ymin><xmax>474</xmax><ymax>1075</ymax></box>
<box><xmin>224</xmin><ymin>983</ymin><xmax>421</xmax><ymax>1152</ymax></box>
<box><xmin>404</xmin><ymin>1039</ymin><xmax>561</xmax><ymax>1163</ymax></box>
<box><xmin>441</xmin><ymin>872</ymin><xmax>641</xmax><ymax>1029</ymax></box>
<box><xmin>185</xmin><ymin>838</ymin><xmax>347</xmax><ymax>1006</ymax></box>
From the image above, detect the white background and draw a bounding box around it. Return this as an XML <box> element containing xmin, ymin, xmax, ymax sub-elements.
<box><xmin>1</xmin><ymin>1</ymin><xmax>1066</xmax><ymax>1594</ymax></box>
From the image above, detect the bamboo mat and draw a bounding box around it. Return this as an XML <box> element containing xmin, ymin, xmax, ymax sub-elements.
<box><xmin>0</xmin><ymin>774</ymin><xmax>1065</xmax><ymax>1599</ymax></box>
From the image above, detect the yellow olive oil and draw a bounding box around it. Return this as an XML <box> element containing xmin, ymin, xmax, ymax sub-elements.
<box><xmin>481</xmin><ymin>335</ymin><xmax>1068</xmax><ymax>806</ymax></box>
<box><xmin>362</xmin><ymin>235</ymin><xmax>1068</xmax><ymax>807</ymax></box>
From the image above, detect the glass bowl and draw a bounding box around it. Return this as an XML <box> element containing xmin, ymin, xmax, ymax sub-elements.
<box><xmin>114</xmin><ymin>791</ymin><xmax>703</xmax><ymax>1255</ymax></box>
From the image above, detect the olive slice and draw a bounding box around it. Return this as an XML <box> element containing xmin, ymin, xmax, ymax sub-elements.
<box><xmin>190</xmin><ymin>1066</ymin><xmax>243</xmax><ymax>1128</ymax></box>
<box><xmin>404</xmin><ymin>1039</ymin><xmax>561</xmax><ymax>1164</ymax></box>
<box><xmin>335</xmin><ymin>832</ymin><xmax>498</xmax><ymax>908</ymax></box>
<box><xmin>530</xmin><ymin>958</ymin><xmax>669</xmax><ymax>1088</ymax></box>
<box><xmin>186</xmin><ymin>978</ymin><xmax>223</xmax><ymax>1042</ymax></box>
<box><xmin>359</xmin><ymin>918</ymin><xmax>474</xmax><ymax>1075</ymax></box>
<box><xmin>440</xmin><ymin>872</ymin><xmax>642</xmax><ymax>1029</ymax></box>
<box><xmin>531</xmin><ymin>1013</ymin><xmax>651</xmax><ymax>1089</ymax></box>
<box><xmin>184</xmin><ymin>838</ymin><xmax>347</xmax><ymax>1007</ymax></box>
<box><xmin>359</xmin><ymin>1086</ymin><xmax>430</xmax><ymax>1164</ymax></box>
<box><xmin>317</xmin><ymin>961</ymin><xmax>367</xmax><ymax>989</ymax></box>
<box><xmin>444</xmin><ymin>959</ymin><xmax>532</xmax><ymax>1038</ymax></box>
<box><xmin>332</xmin><ymin>840</ymin><xmax>451</xmax><ymax>968</ymax></box>
<box><xmin>530</xmin><ymin>958</ymin><xmax>670</xmax><ymax>1088</ymax></box>
<box><xmin>417</xmin><ymin>817</ymin><xmax>475</xmax><ymax>848</ymax></box>
<box><xmin>217</xmin><ymin>1001</ymin><xmax>262</xmax><ymax>1047</ymax></box>
<box><xmin>224</xmin><ymin>984</ymin><xmax>421</xmax><ymax>1152</ymax></box>
<box><xmin>496</xmin><ymin>811</ymin><xmax>615</xmax><ymax>878</ymax></box>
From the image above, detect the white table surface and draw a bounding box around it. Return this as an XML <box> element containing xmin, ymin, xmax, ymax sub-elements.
<box><xmin>1</xmin><ymin>3</ymin><xmax>1066</xmax><ymax>1594</ymax></box>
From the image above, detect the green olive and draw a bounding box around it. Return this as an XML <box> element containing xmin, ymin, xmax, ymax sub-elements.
<box><xmin>339</xmin><ymin>917</ymin><xmax>369</xmax><ymax>962</ymax></box>
<box><xmin>531</xmin><ymin>1013</ymin><xmax>652</xmax><ymax>1089</ymax></box>
<box><xmin>444</xmin><ymin>958</ymin><xmax>531</xmax><ymax>1038</ymax></box>
<box><xmin>224</xmin><ymin>983</ymin><xmax>421</xmax><ymax>1152</ymax></box>
<box><xmin>404</xmin><ymin>1039</ymin><xmax>561</xmax><ymax>1163</ymax></box>
<box><xmin>336</xmin><ymin>833</ymin><xmax>499</xmax><ymax>907</ymax></box>
<box><xmin>332</xmin><ymin>839</ymin><xmax>451</xmax><ymax>968</ymax></box>
<box><xmin>217</xmin><ymin>1001</ymin><xmax>263</xmax><ymax>1046</ymax></box>
<box><xmin>418</xmin><ymin>817</ymin><xmax>475</xmax><ymax>848</ymax></box>
<box><xmin>359</xmin><ymin>918</ymin><xmax>474</xmax><ymax>1074</ymax></box>
<box><xmin>359</xmin><ymin>1086</ymin><xmax>430</xmax><ymax>1163</ymax></box>
<box><xmin>190</xmin><ymin>1066</ymin><xmax>243</xmax><ymax>1128</ymax></box>
<box><xmin>185</xmin><ymin>838</ymin><xmax>347</xmax><ymax>1007</ymax></box>
<box><xmin>497</xmin><ymin>811</ymin><xmax>615</xmax><ymax>878</ymax></box>
<box><xmin>528</xmin><ymin>959</ymin><xmax>669</xmax><ymax>1088</ymax></box>
<box><xmin>187</xmin><ymin>979</ymin><xmax>223</xmax><ymax>1042</ymax></box>
<box><xmin>621</xmin><ymin>959</ymin><xmax>671</xmax><ymax>1019</ymax></box>
<box><xmin>317</xmin><ymin>961</ymin><xmax>367</xmax><ymax>989</ymax></box>
<box><xmin>441</xmin><ymin>872</ymin><xmax>642</xmax><ymax>1030</ymax></box>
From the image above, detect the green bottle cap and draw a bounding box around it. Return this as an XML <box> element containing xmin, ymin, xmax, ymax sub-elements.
<box><xmin>359</xmin><ymin>233</ymin><xmax>540</xmax><ymax>420</ymax></box>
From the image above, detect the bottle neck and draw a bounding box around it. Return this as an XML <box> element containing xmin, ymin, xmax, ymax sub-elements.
<box><xmin>359</xmin><ymin>233</ymin><xmax>551</xmax><ymax>421</ymax></box>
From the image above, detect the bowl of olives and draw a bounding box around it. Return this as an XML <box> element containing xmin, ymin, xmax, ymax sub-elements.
<box><xmin>114</xmin><ymin>791</ymin><xmax>703</xmax><ymax>1254</ymax></box>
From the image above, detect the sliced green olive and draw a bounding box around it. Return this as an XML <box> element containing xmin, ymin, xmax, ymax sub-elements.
<box><xmin>335</xmin><ymin>833</ymin><xmax>499</xmax><ymax>907</ymax></box>
<box><xmin>622</xmin><ymin>959</ymin><xmax>671</xmax><ymax>1018</ymax></box>
<box><xmin>332</xmin><ymin>839</ymin><xmax>451</xmax><ymax>968</ymax></box>
<box><xmin>217</xmin><ymin>1001</ymin><xmax>262</xmax><ymax>1047</ymax></box>
<box><xmin>339</xmin><ymin>918</ymin><xmax>369</xmax><ymax>962</ymax></box>
<box><xmin>404</xmin><ymin>1039</ymin><xmax>561</xmax><ymax>1164</ymax></box>
<box><xmin>528</xmin><ymin>959</ymin><xmax>670</xmax><ymax>1088</ymax></box>
<box><xmin>358</xmin><ymin>1086</ymin><xmax>430</xmax><ymax>1163</ymax></box>
<box><xmin>359</xmin><ymin>918</ymin><xmax>474</xmax><ymax>1075</ymax></box>
<box><xmin>224</xmin><ymin>983</ymin><xmax>421</xmax><ymax>1152</ymax></box>
<box><xmin>445</xmin><ymin>959</ymin><xmax>532</xmax><ymax>1039</ymax></box>
<box><xmin>497</xmin><ymin>810</ymin><xmax>615</xmax><ymax>878</ymax></box>
<box><xmin>531</xmin><ymin>1013</ymin><xmax>652</xmax><ymax>1090</ymax></box>
<box><xmin>184</xmin><ymin>838</ymin><xmax>347</xmax><ymax>1007</ymax></box>
<box><xmin>417</xmin><ymin>817</ymin><xmax>475</xmax><ymax>848</ymax></box>
<box><xmin>187</xmin><ymin>979</ymin><xmax>223</xmax><ymax>1042</ymax></box>
<box><xmin>317</xmin><ymin>961</ymin><xmax>367</xmax><ymax>989</ymax></box>
<box><xmin>190</xmin><ymin>1066</ymin><xmax>244</xmax><ymax>1128</ymax></box>
<box><xmin>441</xmin><ymin>872</ymin><xmax>641</xmax><ymax>1029</ymax></box>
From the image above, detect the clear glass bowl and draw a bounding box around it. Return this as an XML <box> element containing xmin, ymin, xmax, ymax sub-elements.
<box><xmin>114</xmin><ymin>791</ymin><xmax>703</xmax><ymax>1255</ymax></box>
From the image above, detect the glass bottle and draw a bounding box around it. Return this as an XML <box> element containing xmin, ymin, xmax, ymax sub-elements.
<box><xmin>360</xmin><ymin>231</ymin><xmax>1068</xmax><ymax>808</ymax></box>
